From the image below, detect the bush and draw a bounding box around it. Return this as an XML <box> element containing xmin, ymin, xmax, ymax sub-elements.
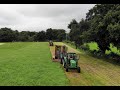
<box><xmin>109</xmin><ymin>52</ymin><xmax>120</xmax><ymax>62</ymax></box>
<box><xmin>89</xmin><ymin>50</ymin><xmax>104</xmax><ymax>58</ymax></box>
<box><xmin>80</xmin><ymin>44</ymin><xmax>89</xmax><ymax>51</ymax></box>
<box><xmin>105</xmin><ymin>52</ymin><xmax>120</xmax><ymax>63</ymax></box>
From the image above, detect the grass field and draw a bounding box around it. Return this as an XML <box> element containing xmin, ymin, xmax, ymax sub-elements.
<box><xmin>1</xmin><ymin>42</ymin><xmax>120</xmax><ymax>86</ymax></box>
<box><xmin>0</xmin><ymin>42</ymin><xmax>68</xmax><ymax>86</ymax></box>
<box><xmin>86</xmin><ymin>42</ymin><xmax>120</xmax><ymax>55</ymax></box>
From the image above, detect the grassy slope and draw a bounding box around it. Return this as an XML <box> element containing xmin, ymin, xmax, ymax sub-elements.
<box><xmin>0</xmin><ymin>42</ymin><xmax>68</xmax><ymax>86</ymax></box>
<box><xmin>62</xmin><ymin>42</ymin><xmax>120</xmax><ymax>86</ymax></box>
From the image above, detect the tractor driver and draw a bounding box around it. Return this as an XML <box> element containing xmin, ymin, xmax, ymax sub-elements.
<box><xmin>68</xmin><ymin>54</ymin><xmax>73</xmax><ymax>60</ymax></box>
<box><xmin>67</xmin><ymin>54</ymin><xmax>73</xmax><ymax>64</ymax></box>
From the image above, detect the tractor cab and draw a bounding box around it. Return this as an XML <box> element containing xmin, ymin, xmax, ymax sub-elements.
<box><xmin>67</xmin><ymin>53</ymin><xmax>79</xmax><ymax>60</ymax></box>
<box><xmin>67</xmin><ymin>53</ymin><xmax>79</xmax><ymax>65</ymax></box>
<box><xmin>67</xmin><ymin>53</ymin><xmax>76</xmax><ymax>60</ymax></box>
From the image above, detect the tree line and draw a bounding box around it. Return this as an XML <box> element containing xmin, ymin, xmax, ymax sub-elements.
<box><xmin>0</xmin><ymin>27</ymin><xmax>66</xmax><ymax>42</ymax></box>
<box><xmin>68</xmin><ymin>4</ymin><xmax>120</xmax><ymax>54</ymax></box>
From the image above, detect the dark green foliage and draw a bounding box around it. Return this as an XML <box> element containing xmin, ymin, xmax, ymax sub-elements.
<box><xmin>68</xmin><ymin>4</ymin><xmax>120</xmax><ymax>54</ymax></box>
<box><xmin>46</xmin><ymin>28</ymin><xmax>54</xmax><ymax>40</ymax></box>
<box><xmin>83</xmin><ymin>4</ymin><xmax>120</xmax><ymax>54</ymax></box>
<box><xmin>0</xmin><ymin>27</ymin><xmax>16</xmax><ymax>42</ymax></box>
<box><xmin>46</xmin><ymin>28</ymin><xmax>66</xmax><ymax>41</ymax></box>
<box><xmin>108</xmin><ymin>52</ymin><xmax>120</xmax><ymax>63</ymax></box>
<box><xmin>80</xmin><ymin>44</ymin><xmax>89</xmax><ymax>51</ymax></box>
<box><xmin>0</xmin><ymin>27</ymin><xmax>66</xmax><ymax>42</ymax></box>
<box><xmin>34</xmin><ymin>31</ymin><xmax>46</xmax><ymax>41</ymax></box>
<box><xmin>68</xmin><ymin>19</ymin><xmax>90</xmax><ymax>49</ymax></box>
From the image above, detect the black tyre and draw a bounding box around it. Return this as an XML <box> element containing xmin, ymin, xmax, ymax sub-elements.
<box><xmin>77</xmin><ymin>67</ymin><xmax>81</xmax><ymax>73</ymax></box>
<box><xmin>60</xmin><ymin>59</ymin><xmax>63</xmax><ymax>64</ymax></box>
<box><xmin>55</xmin><ymin>56</ymin><xmax>57</xmax><ymax>59</ymax></box>
<box><xmin>66</xmin><ymin>67</ymin><xmax>68</xmax><ymax>72</ymax></box>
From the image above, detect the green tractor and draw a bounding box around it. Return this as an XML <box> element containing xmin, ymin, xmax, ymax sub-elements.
<box><xmin>61</xmin><ymin>52</ymin><xmax>81</xmax><ymax>73</ymax></box>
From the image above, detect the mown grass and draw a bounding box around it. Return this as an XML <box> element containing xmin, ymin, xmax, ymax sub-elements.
<box><xmin>0</xmin><ymin>42</ymin><xmax>69</xmax><ymax>86</ymax></box>
<box><xmin>63</xmin><ymin>42</ymin><xmax>120</xmax><ymax>86</ymax></box>
<box><xmin>1</xmin><ymin>42</ymin><xmax>120</xmax><ymax>86</ymax></box>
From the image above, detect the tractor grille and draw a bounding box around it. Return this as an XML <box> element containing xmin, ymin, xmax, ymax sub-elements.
<box><xmin>70</xmin><ymin>60</ymin><xmax>76</xmax><ymax>67</ymax></box>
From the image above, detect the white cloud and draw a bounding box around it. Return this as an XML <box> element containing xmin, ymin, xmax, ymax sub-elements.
<box><xmin>0</xmin><ymin>4</ymin><xmax>95</xmax><ymax>32</ymax></box>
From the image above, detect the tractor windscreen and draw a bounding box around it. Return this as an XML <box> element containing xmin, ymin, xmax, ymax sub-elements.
<box><xmin>68</xmin><ymin>53</ymin><xmax>76</xmax><ymax>60</ymax></box>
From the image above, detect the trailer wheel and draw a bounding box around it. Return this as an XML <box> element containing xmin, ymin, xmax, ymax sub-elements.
<box><xmin>55</xmin><ymin>56</ymin><xmax>57</xmax><ymax>59</ymax></box>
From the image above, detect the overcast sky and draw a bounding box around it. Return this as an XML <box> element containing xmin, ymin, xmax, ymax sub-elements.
<box><xmin>0</xmin><ymin>4</ymin><xmax>95</xmax><ymax>32</ymax></box>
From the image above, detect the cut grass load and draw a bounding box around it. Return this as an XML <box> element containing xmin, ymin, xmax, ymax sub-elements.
<box><xmin>0</xmin><ymin>42</ymin><xmax>68</xmax><ymax>86</ymax></box>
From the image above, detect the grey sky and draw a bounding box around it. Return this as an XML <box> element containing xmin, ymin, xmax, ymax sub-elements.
<box><xmin>0</xmin><ymin>4</ymin><xmax>95</xmax><ymax>32</ymax></box>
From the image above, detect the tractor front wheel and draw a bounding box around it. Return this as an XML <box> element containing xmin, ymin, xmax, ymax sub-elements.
<box><xmin>60</xmin><ymin>59</ymin><xmax>63</xmax><ymax>64</ymax></box>
<box><xmin>77</xmin><ymin>67</ymin><xmax>81</xmax><ymax>73</ymax></box>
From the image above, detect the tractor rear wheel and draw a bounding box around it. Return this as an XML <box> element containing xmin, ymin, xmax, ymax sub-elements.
<box><xmin>77</xmin><ymin>67</ymin><xmax>81</xmax><ymax>73</ymax></box>
<box><xmin>66</xmin><ymin>67</ymin><xmax>68</xmax><ymax>72</ymax></box>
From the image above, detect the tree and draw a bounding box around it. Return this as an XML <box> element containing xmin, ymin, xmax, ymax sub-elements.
<box><xmin>46</xmin><ymin>28</ymin><xmax>66</xmax><ymax>41</ymax></box>
<box><xmin>13</xmin><ymin>30</ymin><xmax>19</xmax><ymax>41</ymax></box>
<box><xmin>18</xmin><ymin>31</ymin><xmax>29</xmax><ymax>42</ymax></box>
<box><xmin>57</xmin><ymin>31</ymin><xmax>66</xmax><ymax>41</ymax></box>
<box><xmin>68</xmin><ymin>19</ymin><xmax>90</xmax><ymax>49</ymax></box>
<box><xmin>104</xmin><ymin>4</ymin><xmax>120</xmax><ymax>49</ymax></box>
<box><xmin>82</xmin><ymin>4</ymin><xmax>119</xmax><ymax>54</ymax></box>
<box><xmin>0</xmin><ymin>27</ymin><xmax>66</xmax><ymax>42</ymax></box>
<box><xmin>34</xmin><ymin>31</ymin><xmax>46</xmax><ymax>41</ymax></box>
<box><xmin>78</xmin><ymin>18</ymin><xmax>90</xmax><ymax>45</ymax></box>
<box><xmin>46</xmin><ymin>28</ymin><xmax>54</xmax><ymax>40</ymax></box>
<box><xmin>0</xmin><ymin>27</ymin><xmax>16</xmax><ymax>42</ymax></box>
<box><xmin>68</xmin><ymin>19</ymin><xmax>80</xmax><ymax>49</ymax></box>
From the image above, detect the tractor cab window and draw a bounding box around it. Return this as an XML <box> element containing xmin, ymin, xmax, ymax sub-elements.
<box><xmin>73</xmin><ymin>55</ymin><xmax>75</xmax><ymax>59</ymax></box>
<box><xmin>70</xmin><ymin>55</ymin><xmax>72</xmax><ymax>58</ymax></box>
<box><xmin>68</xmin><ymin>54</ymin><xmax>75</xmax><ymax>60</ymax></box>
